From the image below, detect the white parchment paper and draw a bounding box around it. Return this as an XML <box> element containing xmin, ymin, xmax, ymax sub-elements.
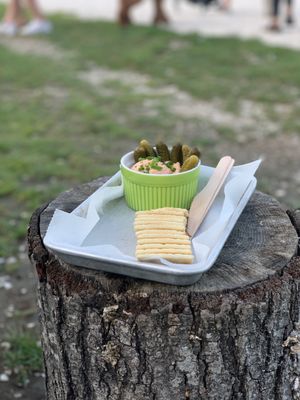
<box><xmin>44</xmin><ymin>160</ymin><xmax>261</xmax><ymax>269</ymax></box>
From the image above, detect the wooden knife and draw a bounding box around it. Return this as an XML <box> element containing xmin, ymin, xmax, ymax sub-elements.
<box><xmin>187</xmin><ymin>156</ymin><xmax>235</xmax><ymax>237</ymax></box>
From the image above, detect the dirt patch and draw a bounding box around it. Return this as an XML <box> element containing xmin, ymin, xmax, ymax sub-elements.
<box><xmin>168</xmin><ymin>39</ymin><xmax>189</xmax><ymax>51</ymax></box>
<box><xmin>78</xmin><ymin>66</ymin><xmax>279</xmax><ymax>138</ymax></box>
<box><xmin>0</xmin><ymin>37</ymin><xmax>67</xmax><ymax>60</ymax></box>
<box><xmin>0</xmin><ymin>375</ymin><xmax>45</xmax><ymax>400</ymax></box>
<box><xmin>78</xmin><ymin>67</ymin><xmax>150</xmax><ymax>87</ymax></box>
<box><xmin>169</xmin><ymin>97</ymin><xmax>278</xmax><ymax>138</ymax></box>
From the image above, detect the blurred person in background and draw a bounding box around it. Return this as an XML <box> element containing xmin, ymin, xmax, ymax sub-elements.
<box><xmin>219</xmin><ymin>0</ymin><xmax>231</xmax><ymax>11</ymax></box>
<box><xmin>0</xmin><ymin>0</ymin><xmax>52</xmax><ymax>36</ymax></box>
<box><xmin>268</xmin><ymin>0</ymin><xmax>294</xmax><ymax>31</ymax></box>
<box><xmin>188</xmin><ymin>0</ymin><xmax>231</xmax><ymax>11</ymax></box>
<box><xmin>118</xmin><ymin>0</ymin><xmax>168</xmax><ymax>25</ymax></box>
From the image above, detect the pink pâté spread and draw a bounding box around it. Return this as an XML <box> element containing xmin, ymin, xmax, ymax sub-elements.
<box><xmin>131</xmin><ymin>157</ymin><xmax>180</xmax><ymax>175</ymax></box>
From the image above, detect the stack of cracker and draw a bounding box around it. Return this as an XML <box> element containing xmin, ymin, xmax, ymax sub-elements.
<box><xmin>134</xmin><ymin>207</ymin><xmax>194</xmax><ymax>264</ymax></box>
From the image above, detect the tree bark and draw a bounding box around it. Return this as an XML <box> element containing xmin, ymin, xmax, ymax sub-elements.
<box><xmin>28</xmin><ymin>178</ymin><xmax>300</xmax><ymax>400</ymax></box>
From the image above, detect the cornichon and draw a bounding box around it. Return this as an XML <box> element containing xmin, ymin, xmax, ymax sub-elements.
<box><xmin>170</xmin><ymin>143</ymin><xmax>183</xmax><ymax>164</ymax></box>
<box><xmin>188</xmin><ymin>147</ymin><xmax>201</xmax><ymax>159</ymax></box>
<box><xmin>182</xmin><ymin>144</ymin><xmax>191</xmax><ymax>163</ymax></box>
<box><xmin>134</xmin><ymin>146</ymin><xmax>147</xmax><ymax>162</ymax></box>
<box><xmin>181</xmin><ymin>155</ymin><xmax>199</xmax><ymax>172</ymax></box>
<box><xmin>139</xmin><ymin>139</ymin><xmax>156</xmax><ymax>157</ymax></box>
<box><xmin>156</xmin><ymin>141</ymin><xmax>170</xmax><ymax>162</ymax></box>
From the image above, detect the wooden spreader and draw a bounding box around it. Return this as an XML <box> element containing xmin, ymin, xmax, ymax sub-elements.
<box><xmin>28</xmin><ymin>177</ymin><xmax>300</xmax><ymax>400</ymax></box>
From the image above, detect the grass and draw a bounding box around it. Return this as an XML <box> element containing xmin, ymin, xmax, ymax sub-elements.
<box><xmin>49</xmin><ymin>16</ymin><xmax>300</xmax><ymax>105</ymax></box>
<box><xmin>0</xmin><ymin>8</ymin><xmax>300</xmax><ymax>257</ymax></box>
<box><xmin>2</xmin><ymin>332</ymin><xmax>43</xmax><ymax>385</ymax></box>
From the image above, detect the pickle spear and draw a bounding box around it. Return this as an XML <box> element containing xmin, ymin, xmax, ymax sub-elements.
<box><xmin>182</xmin><ymin>144</ymin><xmax>191</xmax><ymax>163</ymax></box>
<box><xmin>140</xmin><ymin>139</ymin><xmax>156</xmax><ymax>157</ymax></box>
<box><xmin>156</xmin><ymin>141</ymin><xmax>170</xmax><ymax>162</ymax></box>
<box><xmin>170</xmin><ymin>143</ymin><xmax>183</xmax><ymax>165</ymax></box>
<box><xmin>134</xmin><ymin>146</ymin><xmax>147</xmax><ymax>162</ymax></box>
<box><xmin>188</xmin><ymin>147</ymin><xmax>201</xmax><ymax>159</ymax></box>
<box><xmin>181</xmin><ymin>155</ymin><xmax>199</xmax><ymax>172</ymax></box>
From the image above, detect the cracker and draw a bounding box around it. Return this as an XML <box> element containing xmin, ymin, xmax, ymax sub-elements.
<box><xmin>137</xmin><ymin>243</ymin><xmax>192</xmax><ymax>251</ymax></box>
<box><xmin>137</xmin><ymin>242</ymin><xmax>192</xmax><ymax>249</ymax></box>
<box><xmin>136</xmin><ymin>208</ymin><xmax>188</xmax><ymax>217</ymax></box>
<box><xmin>137</xmin><ymin>247</ymin><xmax>192</xmax><ymax>255</ymax></box>
<box><xmin>135</xmin><ymin>215</ymin><xmax>187</xmax><ymax>224</ymax></box>
<box><xmin>135</xmin><ymin>225</ymin><xmax>186</xmax><ymax>234</ymax></box>
<box><xmin>136</xmin><ymin>234</ymin><xmax>189</xmax><ymax>242</ymax></box>
<box><xmin>136</xmin><ymin>231</ymin><xmax>188</xmax><ymax>238</ymax></box>
<box><xmin>136</xmin><ymin>212</ymin><xmax>186</xmax><ymax>218</ymax></box>
<box><xmin>137</xmin><ymin>254</ymin><xmax>194</xmax><ymax>264</ymax></box>
<box><xmin>138</xmin><ymin>238</ymin><xmax>190</xmax><ymax>245</ymax></box>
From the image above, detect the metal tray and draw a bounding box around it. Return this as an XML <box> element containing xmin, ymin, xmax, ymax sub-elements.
<box><xmin>44</xmin><ymin>167</ymin><xmax>257</xmax><ymax>286</ymax></box>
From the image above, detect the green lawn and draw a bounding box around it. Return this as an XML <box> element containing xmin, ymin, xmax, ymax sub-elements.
<box><xmin>2</xmin><ymin>332</ymin><xmax>43</xmax><ymax>385</ymax></box>
<box><xmin>1</xmin><ymin>10</ymin><xmax>299</xmax><ymax>258</ymax></box>
<box><xmin>50</xmin><ymin>15</ymin><xmax>300</xmax><ymax>104</ymax></box>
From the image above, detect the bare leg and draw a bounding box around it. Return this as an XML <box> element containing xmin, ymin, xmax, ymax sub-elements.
<box><xmin>26</xmin><ymin>0</ymin><xmax>44</xmax><ymax>20</ymax></box>
<box><xmin>268</xmin><ymin>0</ymin><xmax>280</xmax><ymax>30</ymax></box>
<box><xmin>219</xmin><ymin>0</ymin><xmax>231</xmax><ymax>11</ymax></box>
<box><xmin>118</xmin><ymin>0</ymin><xmax>141</xmax><ymax>26</ymax></box>
<box><xmin>286</xmin><ymin>0</ymin><xmax>293</xmax><ymax>24</ymax></box>
<box><xmin>3</xmin><ymin>0</ymin><xmax>22</xmax><ymax>23</ymax></box>
<box><xmin>153</xmin><ymin>0</ymin><xmax>168</xmax><ymax>25</ymax></box>
<box><xmin>270</xmin><ymin>15</ymin><xmax>279</xmax><ymax>28</ymax></box>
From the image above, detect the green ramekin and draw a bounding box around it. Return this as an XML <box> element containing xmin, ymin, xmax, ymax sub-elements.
<box><xmin>120</xmin><ymin>151</ymin><xmax>200</xmax><ymax>211</ymax></box>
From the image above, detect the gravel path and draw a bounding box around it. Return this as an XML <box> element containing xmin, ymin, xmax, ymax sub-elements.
<box><xmin>28</xmin><ymin>0</ymin><xmax>300</xmax><ymax>50</ymax></box>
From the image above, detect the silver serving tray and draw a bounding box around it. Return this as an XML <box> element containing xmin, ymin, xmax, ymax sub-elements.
<box><xmin>44</xmin><ymin>168</ymin><xmax>257</xmax><ymax>286</ymax></box>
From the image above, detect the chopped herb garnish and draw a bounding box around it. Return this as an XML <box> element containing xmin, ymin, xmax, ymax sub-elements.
<box><xmin>148</xmin><ymin>156</ymin><xmax>160</xmax><ymax>163</ymax></box>
<box><xmin>151</xmin><ymin>164</ymin><xmax>163</xmax><ymax>171</ymax></box>
<box><xmin>133</xmin><ymin>155</ymin><xmax>177</xmax><ymax>174</ymax></box>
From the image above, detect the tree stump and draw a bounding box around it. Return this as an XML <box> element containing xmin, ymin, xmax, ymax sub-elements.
<box><xmin>28</xmin><ymin>178</ymin><xmax>300</xmax><ymax>400</ymax></box>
